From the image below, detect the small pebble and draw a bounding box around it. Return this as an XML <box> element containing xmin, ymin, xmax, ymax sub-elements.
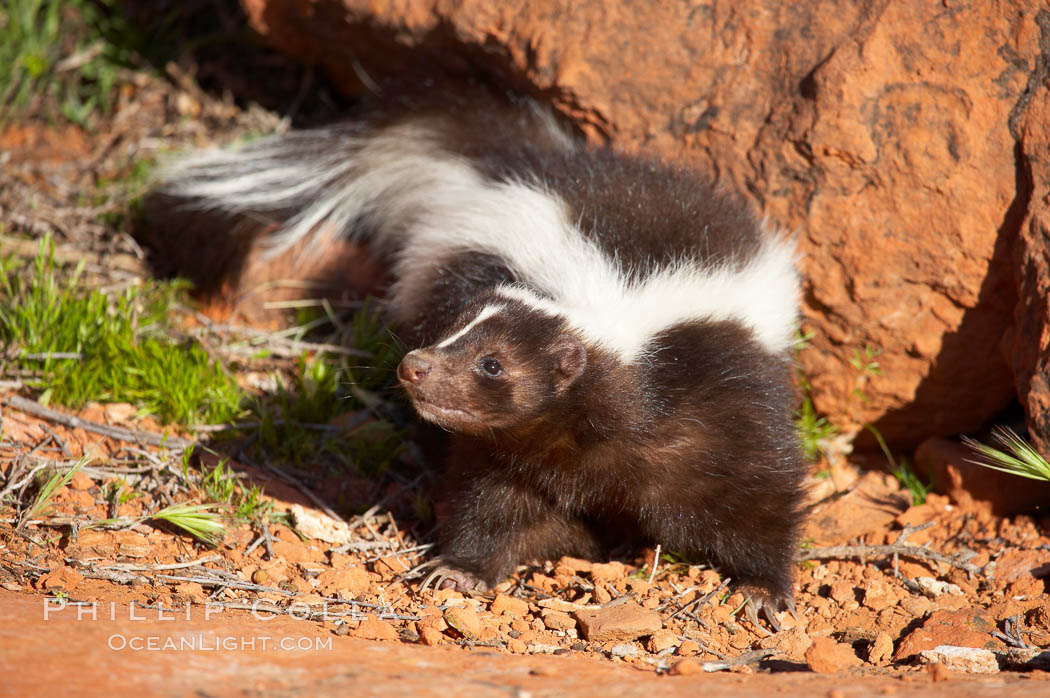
<box><xmin>609</xmin><ymin>643</ymin><xmax>640</xmax><ymax>659</ymax></box>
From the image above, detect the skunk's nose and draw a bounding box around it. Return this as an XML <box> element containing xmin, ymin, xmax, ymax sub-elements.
<box><xmin>398</xmin><ymin>351</ymin><xmax>432</xmax><ymax>385</ymax></box>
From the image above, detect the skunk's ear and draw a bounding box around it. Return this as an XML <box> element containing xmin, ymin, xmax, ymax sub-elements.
<box><xmin>551</xmin><ymin>333</ymin><xmax>587</xmax><ymax>393</ymax></box>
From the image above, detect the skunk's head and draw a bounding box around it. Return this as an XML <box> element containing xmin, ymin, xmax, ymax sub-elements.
<box><xmin>397</xmin><ymin>292</ymin><xmax>587</xmax><ymax>435</ymax></box>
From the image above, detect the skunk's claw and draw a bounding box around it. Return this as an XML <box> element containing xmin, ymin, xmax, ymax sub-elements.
<box><xmin>419</xmin><ymin>563</ymin><xmax>488</xmax><ymax>595</ymax></box>
<box><xmin>742</xmin><ymin>589</ymin><xmax>796</xmax><ymax>635</ymax></box>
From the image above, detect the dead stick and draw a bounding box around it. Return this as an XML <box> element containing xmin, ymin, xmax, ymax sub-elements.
<box><xmin>800</xmin><ymin>543</ymin><xmax>983</xmax><ymax>577</ymax></box>
<box><xmin>92</xmin><ymin>555</ymin><xmax>222</xmax><ymax>572</ymax></box>
<box><xmin>701</xmin><ymin>648</ymin><xmax>778</xmax><ymax>673</ymax></box>
<box><xmin>260</xmin><ymin>518</ymin><xmax>275</xmax><ymax>561</ymax></box>
<box><xmin>156</xmin><ymin>573</ymin><xmax>294</xmax><ymax>596</ymax></box>
<box><xmin>0</xmin><ymin>234</ymin><xmax>144</xmax><ymax>273</ymax></box>
<box><xmin>669</xmin><ymin>578</ymin><xmax>730</xmax><ymax>621</ymax></box>
<box><xmin>4</xmin><ymin>396</ymin><xmax>192</xmax><ymax>449</ymax></box>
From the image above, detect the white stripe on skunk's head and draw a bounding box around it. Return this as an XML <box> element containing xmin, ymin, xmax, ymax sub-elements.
<box><xmin>398</xmin><ymin>293</ymin><xmax>588</xmax><ymax>436</ymax></box>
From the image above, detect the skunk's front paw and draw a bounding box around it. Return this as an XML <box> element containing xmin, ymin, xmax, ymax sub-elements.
<box><xmin>740</xmin><ymin>586</ymin><xmax>798</xmax><ymax>636</ymax></box>
<box><xmin>418</xmin><ymin>561</ymin><xmax>489</xmax><ymax>595</ymax></box>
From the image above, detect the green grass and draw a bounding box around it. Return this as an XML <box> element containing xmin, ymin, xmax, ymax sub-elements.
<box><xmin>92</xmin><ymin>502</ymin><xmax>227</xmax><ymax>546</ymax></box>
<box><xmin>4</xmin><ymin>242</ymin><xmax>412</xmax><ymax>533</ymax></box>
<box><xmin>0</xmin><ymin>238</ymin><xmax>244</xmax><ymax>425</ymax></box>
<box><xmin>964</xmin><ymin>427</ymin><xmax>1050</xmax><ymax>482</ymax></box>
<box><xmin>149</xmin><ymin>503</ymin><xmax>226</xmax><ymax>545</ymax></box>
<box><xmin>20</xmin><ymin>455</ymin><xmax>89</xmax><ymax>524</ymax></box>
<box><xmin>793</xmin><ymin>328</ymin><xmax>838</xmax><ymax>462</ymax></box>
<box><xmin>867</xmin><ymin>425</ymin><xmax>932</xmax><ymax>505</ymax></box>
<box><xmin>251</xmin><ymin>354</ymin><xmax>405</xmax><ymax>475</ymax></box>
<box><xmin>339</xmin><ymin>302</ymin><xmax>406</xmax><ymax>393</ymax></box>
<box><xmin>199</xmin><ymin>457</ymin><xmax>272</xmax><ymax>524</ymax></box>
<box><xmin>890</xmin><ymin>460</ymin><xmax>933</xmax><ymax>506</ymax></box>
<box><xmin>250</xmin><ymin>304</ymin><xmax>406</xmax><ymax>475</ymax></box>
<box><xmin>795</xmin><ymin>391</ymin><xmax>838</xmax><ymax>462</ymax></box>
<box><xmin>0</xmin><ymin>0</ymin><xmax>139</xmax><ymax>125</ymax></box>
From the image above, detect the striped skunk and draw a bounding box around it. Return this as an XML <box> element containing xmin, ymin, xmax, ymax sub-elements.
<box><xmin>149</xmin><ymin>87</ymin><xmax>806</xmax><ymax>627</ymax></box>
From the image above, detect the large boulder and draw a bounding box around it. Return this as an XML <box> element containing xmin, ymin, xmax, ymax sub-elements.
<box><xmin>1008</xmin><ymin>44</ymin><xmax>1050</xmax><ymax>457</ymax></box>
<box><xmin>237</xmin><ymin>0</ymin><xmax>1044</xmax><ymax>448</ymax></box>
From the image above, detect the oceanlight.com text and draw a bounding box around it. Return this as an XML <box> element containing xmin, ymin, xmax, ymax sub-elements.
<box><xmin>107</xmin><ymin>634</ymin><xmax>333</xmax><ymax>651</ymax></box>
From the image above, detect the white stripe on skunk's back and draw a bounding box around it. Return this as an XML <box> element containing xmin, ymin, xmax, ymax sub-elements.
<box><xmin>489</xmin><ymin>232</ymin><xmax>800</xmax><ymax>359</ymax></box>
<box><xmin>396</xmin><ymin>174</ymin><xmax>800</xmax><ymax>360</ymax></box>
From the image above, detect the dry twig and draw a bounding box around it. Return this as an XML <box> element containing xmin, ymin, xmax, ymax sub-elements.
<box><xmin>4</xmin><ymin>396</ymin><xmax>192</xmax><ymax>449</ymax></box>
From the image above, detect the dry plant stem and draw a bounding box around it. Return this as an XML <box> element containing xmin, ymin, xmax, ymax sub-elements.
<box><xmin>0</xmin><ymin>461</ymin><xmax>54</xmax><ymax>503</ymax></box>
<box><xmin>656</xmin><ymin>583</ymin><xmax>698</xmax><ymax>612</ymax></box>
<box><xmin>4</xmin><ymin>396</ymin><xmax>193</xmax><ymax>449</ymax></box>
<box><xmin>188</xmin><ymin>419</ymin><xmax>344</xmax><ymax>434</ymax></box>
<box><xmin>244</xmin><ymin>533</ymin><xmax>267</xmax><ymax>556</ymax></box>
<box><xmin>648</xmin><ymin>544</ymin><xmax>661</xmax><ymax>584</ymax></box>
<box><xmin>39</xmin><ymin>425</ymin><xmax>71</xmax><ymax>458</ymax></box>
<box><xmin>184</xmin><ymin>310</ymin><xmax>370</xmax><ymax>359</ymax></box>
<box><xmin>0</xmin><ymin>234</ymin><xmax>144</xmax><ymax>274</ymax></box>
<box><xmin>361</xmin><ymin>543</ymin><xmax>432</xmax><ymax>564</ymax></box>
<box><xmin>669</xmin><ymin>578</ymin><xmax>730</xmax><ymax>620</ymax></box>
<box><xmin>260</xmin><ymin>519</ymin><xmax>275</xmax><ymax>561</ymax></box>
<box><xmin>701</xmin><ymin>648</ymin><xmax>778</xmax><ymax>672</ymax></box>
<box><xmin>330</xmin><ymin>540</ymin><xmax>400</xmax><ymax>554</ymax></box>
<box><xmin>77</xmin><ymin>567</ymin><xmax>151</xmax><ymax>585</ymax></box>
<box><xmin>600</xmin><ymin>591</ymin><xmax>638</xmax><ymax>609</ymax></box>
<box><xmin>96</xmin><ymin>555</ymin><xmax>223</xmax><ymax>572</ymax></box>
<box><xmin>691</xmin><ymin>637</ymin><xmax>728</xmax><ymax>660</ymax></box>
<box><xmin>800</xmin><ymin>524</ymin><xmax>983</xmax><ymax>579</ymax></box>
<box><xmin>799</xmin><ymin>542</ymin><xmax>977</xmax><ymax>570</ymax></box>
<box><xmin>157</xmin><ymin>573</ymin><xmax>296</xmax><ymax>597</ymax></box>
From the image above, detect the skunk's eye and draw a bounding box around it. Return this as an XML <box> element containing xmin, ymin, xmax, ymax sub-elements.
<box><xmin>479</xmin><ymin>357</ymin><xmax>503</xmax><ymax>378</ymax></box>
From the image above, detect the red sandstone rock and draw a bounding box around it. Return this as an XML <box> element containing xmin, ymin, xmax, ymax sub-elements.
<box><xmin>491</xmin><ymin>593</ymin><xmax>529</xmax><ymax>617</ymax></box>
<box><xmin>38</xmin><ymin>565</ymin><xmax>84</xmax><ymax>593</ymax></box>
<box><xmin>893</xmin><ymin>609</ymin><xmax>998</xmax><ymax>661</ymax></box>
<box><xmin>646</xmin><ymin>629</ymin><xmax>678</xmax><ymax>654</ymax></box>
<box><xmin>443</xmin><ymin>606</ymin><xmax>482</xmax><ymax>640</ymax></box>
<box><xmin>556</xmin><ymin>556</ymin><xmax>593</xmax><ymax>575</ymax></box>
<box><xmin>351</xmin><ymin>614</ymin><xmax>401</xmax><ymax>641</ymax></box>
<box><xmin>112</xmin><ymin>531</ymin><xmax>151</xmax><ymax>559</ymax></box>
<box><xmin>994</xmin><ymin>548</ymin><xmax>1050</xmax><ymax>584</ymax></box>
<box><xmin>418</xmin><ymin>625</ymin><xmax>444</xmax><ymax>646</ymax></box>
<box><xmin>804</xmin><ymin>471</ymin><xmax>910</xmax><ymax>546</ymax></box>
<box><xmin>573</xmin><ymin>603</ymin><xmax>661</xmax><ymax>643</ymax></box>
<box><xmin>233</xmin><ymin>0</ymin><xmax>1045</xmax><ymax>450</ymax></box>
<box><xmin>589</xmin><ymin>562</ymin><xmax>627</xmax><ymax>583</ymax></box>
<box><xmin>541</xmin><ymin>610</ymin><xmax>577</xmax><ymax>632</ymax></box>
<box><xmin>926</xmin><ymin>661</ymin><xmax>954</xmax><ymax>682</ymax></box>
<box><xmin>920</xmin><ymin>646</ymin><xmax>999</xmax><ymax>675</ymax></box>
<box><xmin>316</xmin><ymin>566</ymin><xmax>371</xmax><ymax>596</ymax></box>
<box><xmin>69</xmin><ymin>472</ymin><xmax>94</xmax><ymax>491</ymax></box>
<box><xmin>868</xmin><ymin>632</ymin><xmax>893</xmax><ymax>666</ymax></box>
<box><xmin>669</xmin><ymin>658</ymin><xmax>703</xmax><ymax>676</ymax></box>
<box><xmin>1008</xmin><ymin>58</ymin><xmax>1050</xmax><ymax>459</ymax></box>
<box><xmin>804</xmin><ymin>637</ymin><xmax>862</xmax><ymax>674</ymax></box>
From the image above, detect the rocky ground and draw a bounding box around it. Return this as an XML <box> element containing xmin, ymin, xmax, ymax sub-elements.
<box><xmin>3</xmin><ymin>383</ymin><xmax>1050</xmax><ymax>695</ymax></box>
<box><xmin>1</xmin><ymin>8</ymin><xmax>1049</xmax><ymax>695</ymax></box>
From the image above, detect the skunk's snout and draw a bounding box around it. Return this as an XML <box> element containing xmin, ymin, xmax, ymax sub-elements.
<box><xmin>398</xmin><ymin>351</ymin><xmax>432</xmax><ymax>386</ymax></box>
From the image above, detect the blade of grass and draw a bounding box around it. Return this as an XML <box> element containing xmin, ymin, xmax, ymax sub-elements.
<box><xmin>149</xmin><ymin>503</ymin><xmax>226</xmax><ymax>546</ymax></box>
<box><xmin>867</xmin><ymin>424</ymin><xmax>932</xmax><ymax>505</ymax></box>
<box><xmin>963</xmin><ymin>426</ymin><xmax>1050</xmax><ymax>482</ymax></box>
<box><xmin>19</xmin><ymin>455</ymin><xmax>90</xmax><ymax>525</ymax></box>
